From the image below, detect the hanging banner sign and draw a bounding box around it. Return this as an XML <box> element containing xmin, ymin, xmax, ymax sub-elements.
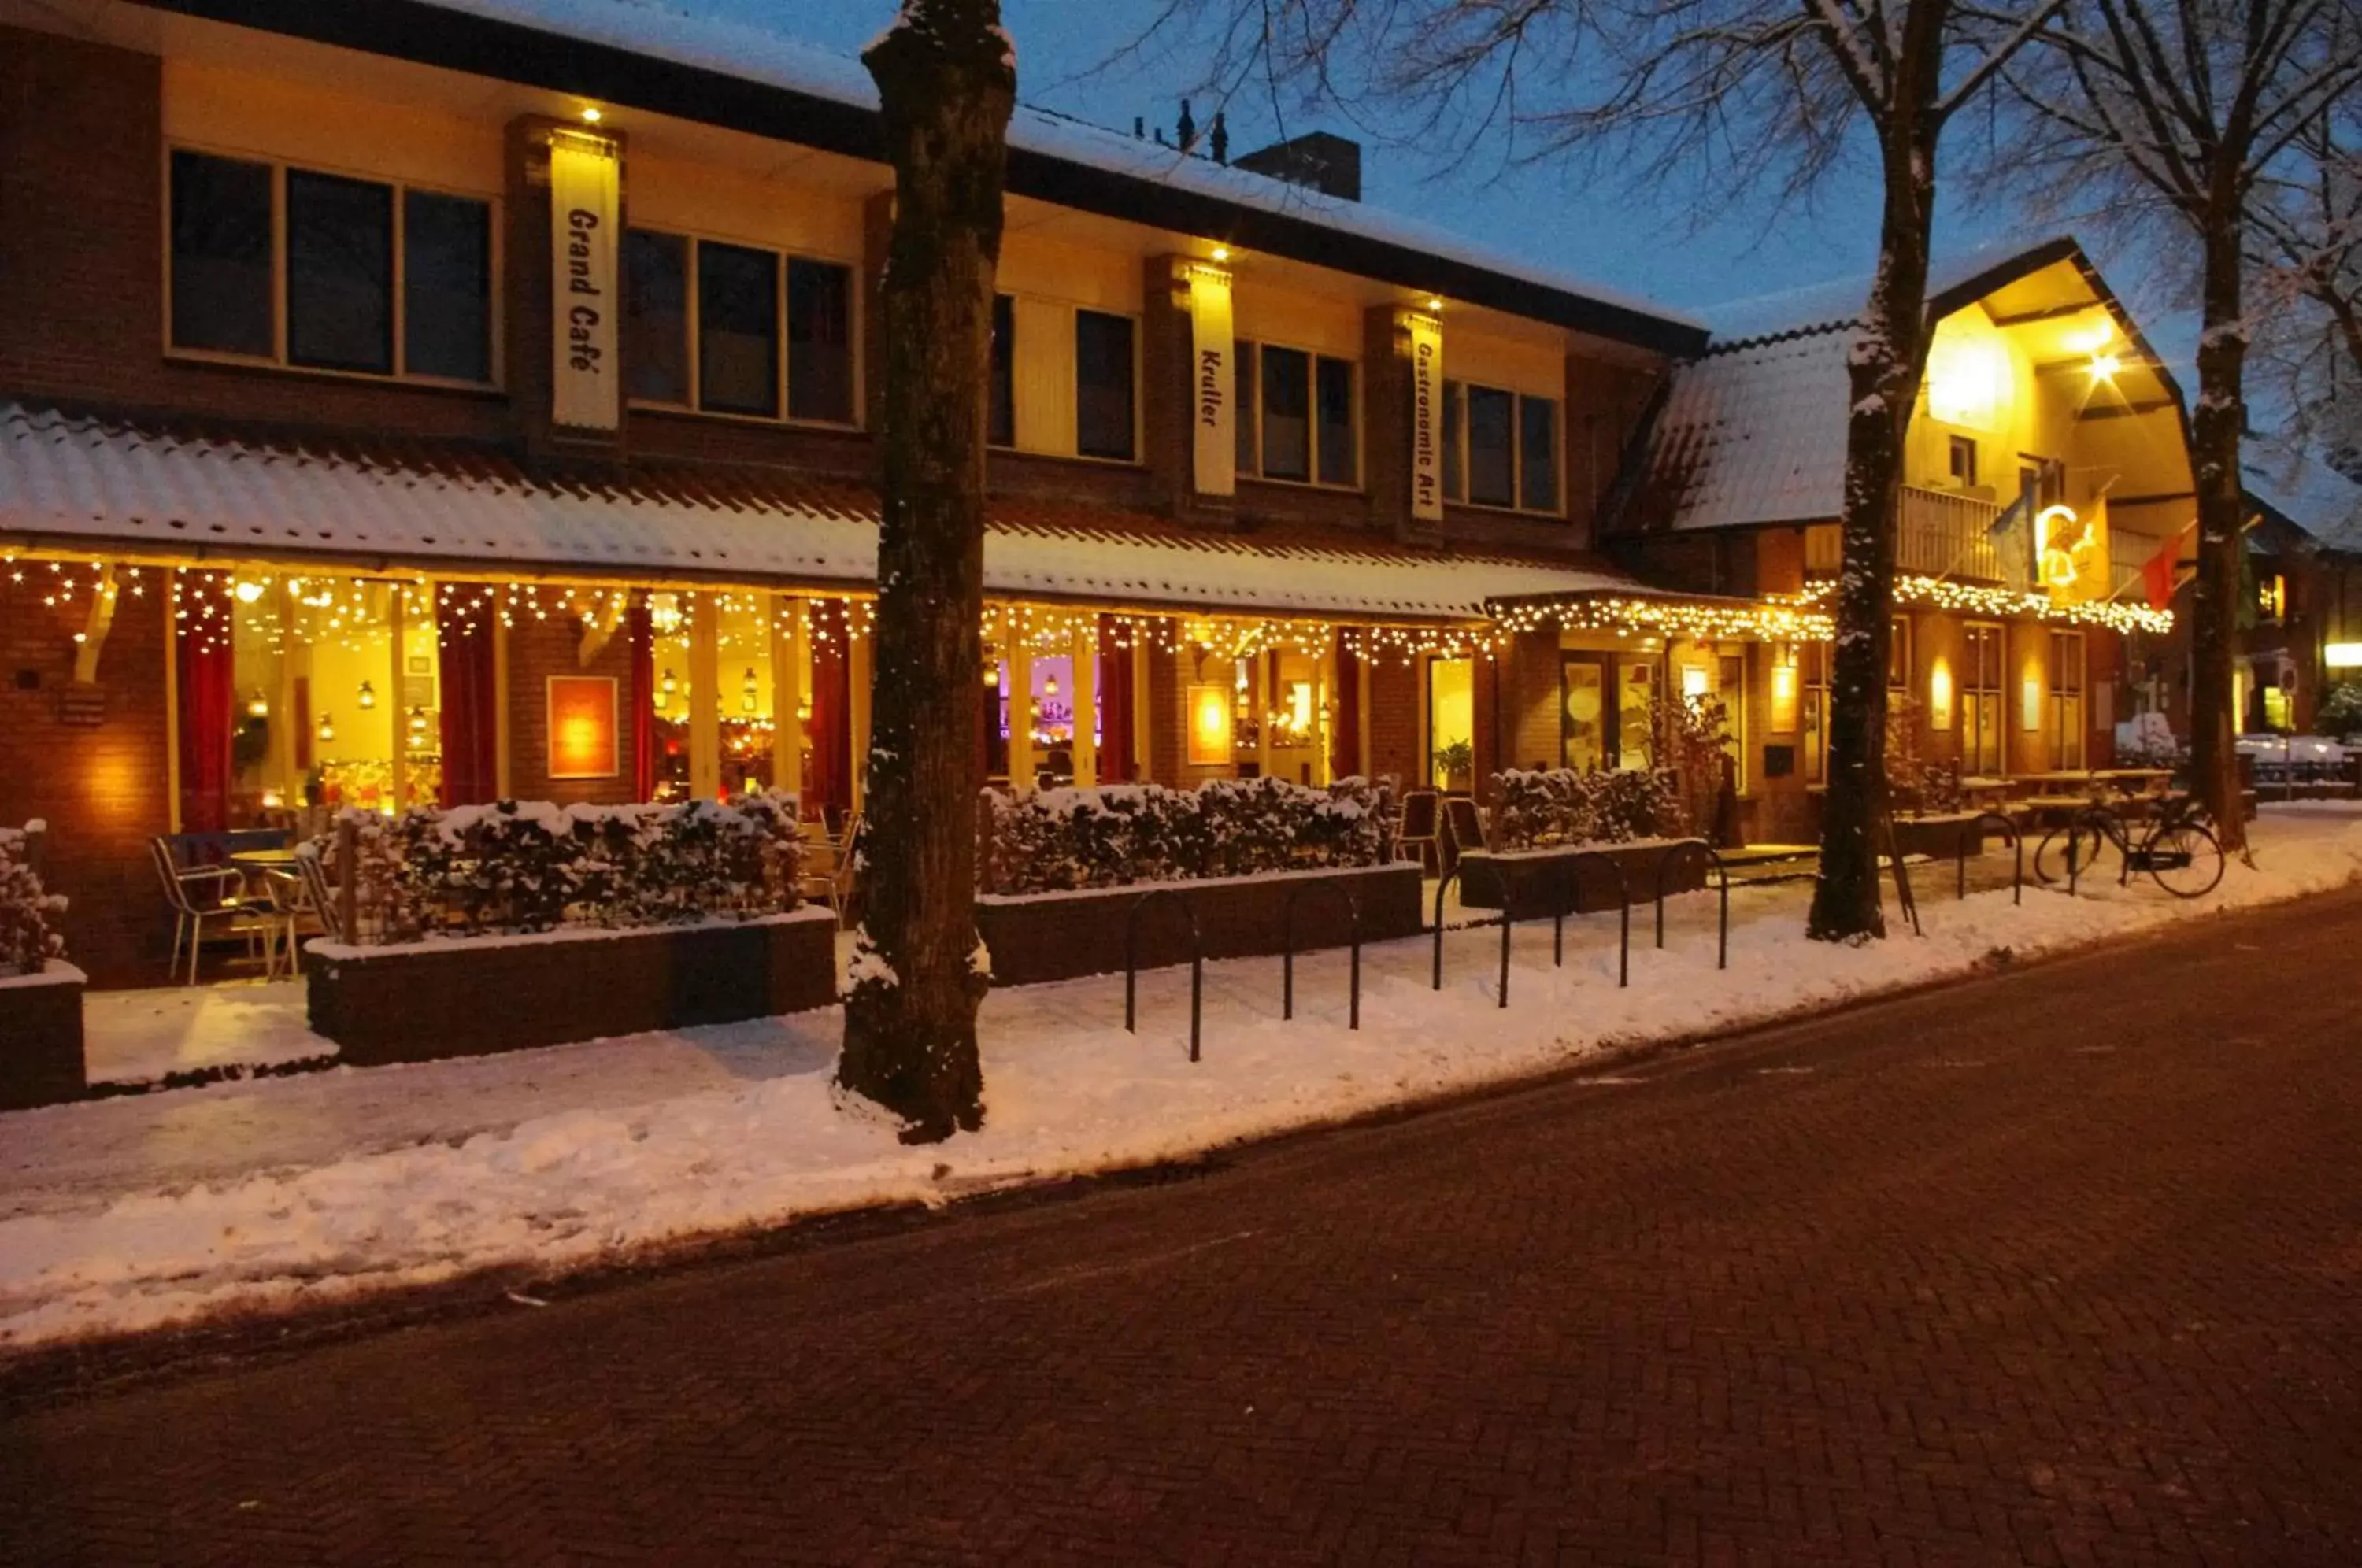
<box><xmin>549</xmin><ymin>130</ymin><xmax>621</xmax><ymax>432</ymax></box>
<box><xmin>1407</xmin><ymin>311</ymin><xmax>1444</xmax><ymax>523</ymax></box>
<box><xmin>1187</xmin><ymin>262</ymin><xmax>1235</xmax><ymax>497</ymax></box>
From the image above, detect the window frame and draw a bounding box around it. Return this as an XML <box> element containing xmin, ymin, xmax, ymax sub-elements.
<box><xmin>163</xmin><ymin>143</ymin><xmax>502</xmax><ymax>391</ymax></box>
<box><xmin>2049</xmin><ymin>628</ymin><xmax>2087</xmax><ymax>768</ymax></box>
<box><xmin>1233</xmin><ymin>338</ymin><xmax>1362</xmax><ymax>490</ymax></box>
<box><xmin>622</xmin><ymin>222</ymin><xmax>864</xmax><ymax>430</ymax></box>
<box><xmin>1961</xmin><ymin>621</ymin><xmax>2006</xmax><ymax>775</ymax></box>
<box><xmin>1437</xmin><ymin>376</ymin><xmax>1564</xmax><ymax>520</ymax></box>
<box><xmin>1072</xmin><ymin>305</ymin><xmax>1142</xmax><ymax>464</ymax></box>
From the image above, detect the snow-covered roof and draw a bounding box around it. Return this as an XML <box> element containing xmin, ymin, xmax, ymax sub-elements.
<box><xmin>1704</xmin><ymin>235</ymin><xmax>2082</xmax><ymax>347</ymax></box>
<box><xmin>242</xmin><ymin>0</ymin><xmax>1697</xmax><ymax>350</ymax></box>
<box><xmin>2244</xmin><ymin>442</ymin><xmax>2362</xmax><ymax>554</ymax></box>
<box><xmin>0</xmin><ymin>401</ymin><xmax>1652</xmax><ymax>621</ymax></box>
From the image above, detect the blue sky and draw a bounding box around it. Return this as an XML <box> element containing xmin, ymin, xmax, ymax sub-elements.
<box><xmin>697</xmin><ymin>2</ymin><xmax>2188</xmax><ymax>360</ymax></box>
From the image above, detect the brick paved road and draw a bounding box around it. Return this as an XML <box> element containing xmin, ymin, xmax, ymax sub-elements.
<box><xmin>5</xmin><ymin>890</ymin><xmax>2361</xmax><ymax>1566</ymax></box>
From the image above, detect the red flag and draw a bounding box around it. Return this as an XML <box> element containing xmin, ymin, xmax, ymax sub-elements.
<box><xmin>2142</xmin><ymin>522</ymin><xmax>2196</xmax><ymax>611</ymax></box>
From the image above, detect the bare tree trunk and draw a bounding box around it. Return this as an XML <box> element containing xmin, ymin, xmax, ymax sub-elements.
<box><xmin>2188</xmin><ymin>205</ymin><xmax>2250</xmax><ymax>853</ymax></box>
<box><xmin>838</xmin><ymin>0</ymin><xmax>1014</xmax><ymax>1143</ymax></box>
<box><xmin>1809</xmin><ymin>45</ymin><xmax>1945</xmax><ymax>943</ymax></box>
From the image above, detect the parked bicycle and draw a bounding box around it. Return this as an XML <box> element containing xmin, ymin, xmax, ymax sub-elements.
<box><xmin>2032</xmin><ymin>795</ymin><xmax>2225</xmax><ymax>898</ymax></box>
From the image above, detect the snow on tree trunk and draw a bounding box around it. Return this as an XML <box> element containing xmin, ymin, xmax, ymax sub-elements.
<box><xmin>1809</xmin><ymin>116</ymin><xmax>1941</xmax><ymax>944</ymax></box>
<box><xmin>837</xmin><ymin>0</ymin><xmax>1014</xmax><ymax>1142</ymax></box>
<box><xmin>2189</xmin><ymin>209</ymin><xmax>2249</xmax><ymax>854</ymax></box>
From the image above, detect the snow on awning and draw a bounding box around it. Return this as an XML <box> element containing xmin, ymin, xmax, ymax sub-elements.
<box><xmin>0</xmin><ymin>401</ymin><xmax>1657</xmax><ymax>623</ymax></box>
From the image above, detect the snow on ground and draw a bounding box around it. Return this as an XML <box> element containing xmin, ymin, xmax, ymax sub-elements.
<box><xmin>4</xmin><ymin>804</ymin><xmax>2360</xmax><ymax>1353</ymax></box>
<box><xmin>81</xmin><ymin>983</ymin><xmax>333</xmax><ymax>1086</ymax></box>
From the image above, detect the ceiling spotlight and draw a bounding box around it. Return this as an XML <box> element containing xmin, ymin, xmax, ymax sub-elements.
<box><xmin>1211</xmin><ymin>245</ymin><xmax>1230</xmax><ymax>262</ymax></box>
<box><xmin>579</xmin><ymin>106</ymin><xmax>604</xmax><ymax>124</ymax></box>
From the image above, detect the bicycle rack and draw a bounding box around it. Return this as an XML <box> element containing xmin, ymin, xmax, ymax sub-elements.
<box><xmin>1650</xmin><ymin>839</ymin><xmax>1731</xmax><ymax>971</ymax></box>
<box><xmin>1281</xmin><ymin>880</ymin><xmax>1362</xmax><ymax>1030</ymax></box>
<box><xmin>1959</xmin><ymin>812</ymin><xmax>2024</xmax><ymax>905</ymax></box>
<box><xmin>1435</xmin><ymin>852</ymin><xmax>1631</xmax><ymax>1006</ymax></box>
<box><xmin>1549</xmin><ymin>850</ymin><xmax>1631</xmax><ymax>992</ymax></box>
<box><xmin>2064</xmin><ymin>805</ymin><xmax>2121</xmax><ymax>897</ymax></box>
<box><xmin>1123</xmin><ymin>888</ymin><xmax>1204</xmax><ymax>1063</ymax></box>
<box><xmin>1431</xmin><ymin>866</ymin><xmax>1463</xmax><ymax>992</ymax></box>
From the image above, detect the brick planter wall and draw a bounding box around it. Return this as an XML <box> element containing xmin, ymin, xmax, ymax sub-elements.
<box><xmin>305</xmin><ymin>908</ymin><xmax>838</xmax><ymax>1067</ymax></box>
<box><xmin>1457</xmin><ymin>841</ymin><xmax>1708</xmax><ymax>915</ymax></box>
<box><xmin>1890</xmin><ymin>815</ymin><xmax>1987</xmax><ymax>862</ymax></box>
<box><xmin>0</xmin><ymin>963</ymin><xmax>87</xmax><ymax>1110</ymax></box>
<box><xmin>976</xmin><ymin>864</ymin><xmax>1423</xmax><ymax>987</ymax></box>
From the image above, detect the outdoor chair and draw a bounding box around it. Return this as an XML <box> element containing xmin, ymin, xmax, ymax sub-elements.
<box><xmin>798</xmin><ymin>813</ymin><xmax>865</xmax><ymax>930</ymax></box>
<box><xmin>150</xmin><ymin>835</ymin><xmax>281</xmax><ymax>985</ymax></box>
<box><xmin>1440</xmin><ymin>796</ymin><xmax>1488</xmax><ymax>881</ymax></box>
<box><xmin>1397</xmin><ymin>790</ymin><xmax>1442</xmax><ymax>876</ymax></box>
<box><xmin>297</xmin><ymin>843</ymin><xmax>344</xmax><ymax>945</ymax></box>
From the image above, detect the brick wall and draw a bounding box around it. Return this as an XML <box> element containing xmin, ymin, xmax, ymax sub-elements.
<box><xmin>0</xmin><ymin>576</ymin><xmax>173</xmax><ymax>986</ymax></box>
<box><xmin>503</xmin><ymin>616</ymin><xmax>639</xmax><ymax>806</ymax></box>
<box><xmin>1368</xmin><ymin>657</ymin><xmax>1420</xmax><ymax>784</ymax></box>
<box><xmin>1501</xmin><ymin>631</ymin><xmax>1563</xmax><ymax>774</ymax></box>
<box><xmin>0</xmin><ymin>27</ymin><xmax>511</xmax><ymax>444</ymax></box>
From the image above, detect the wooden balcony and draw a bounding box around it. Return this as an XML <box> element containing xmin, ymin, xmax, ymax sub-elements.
<box><xmin>1804</xmin><ymin>486</ymin><xmax>2020</xmax><ymax>585</ymax></box>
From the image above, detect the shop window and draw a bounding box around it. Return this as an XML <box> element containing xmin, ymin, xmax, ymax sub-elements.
<box><xmin>1963</xmin><ymin>623</ymin><xmax>2005</xmax><ymax>775</ymax></box>
<box><xmin>169</xmin><ymin>150</ymin><xmax>493</xmax><ymax>383</ymax></box>
<box><xmin>1802</xmin><ymin>642</ymin><xmax>1827</xmax><ymax>783</ymax></box>
<box><xmin>1442</xmin><ymin>379</ymin><xmax>1560</xmax><ymax>516</ymax></box>
<box><xmin>2049</xmin><ymin>629</ymin><xmax>2086</xmax><ymax>768</ymax></box>
<box><xmin>625</xmin><ymin>227</ymin><xmax>857</xmax><ymax>425</ymax></box>
<box><xmin>988</xmin><ymin>294</ymin><xmax>1016</xmax><ymax>449</ymax></box>
<box><xmin>1074</xmin><ymin>309</ymin><xmax>1137</xmax><ymax>460</ymax></box>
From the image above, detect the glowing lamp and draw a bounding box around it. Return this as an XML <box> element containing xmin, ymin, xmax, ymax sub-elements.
<box><xmin>1425</xmin><ymin>297</ymin><xmax>1443</xmax><ymax>312</ymax></box>
<box><xmin>2090</xmin><ymin>353</ymin><xmax>2121</xmax><ymax>380</ymax></box>
<box><xmin>579</xmin><ymin>105</ymin><xmax>603</xmax><ymax>124</ymax></box>
<box><xmin>1043</xmin><ymin>672</ymin><xmax>1059</xmax><ymax>698</ymax></box>
<box><xmin>246</xmin><ymin>690</ymin><xmax>270</xmax><ymax>719</ymax></box>
<box><xmin>661</xmin><ymin>668</ymin><xmax>678</xmax><ymax>696</ymax></box>
<box><xmin>317</xmin><ymin>712</ymin><xmax>336</xmax><ymax>745</ymax></box>
<box><xmin>1187</xmin><ymin>684</ymin><xmax>1234</xmax><ymax>766</ymax></box>
<box><xmin>261</xmin><ymin>788</ymin><xmax>284</xmax><ymax>810</ymax></box>
<box><xmin>983</xmin><ymin>664</ymin><xmax>1000</xmax><ymax>688</ymax></box>
<box><xmin>1211</xmin><ymin>245</ymin><xmax>1230</xmax><ymax>262</ymax></box>
<box><xmin>1928</xmin><ymin>659</ymin><xmax>1954</xmax><ymax>730</ymax></box>
<box><xmin>357</xmin><ymin>679</ymin><xmax>376</xmax><ymax>710</ymax></box>
<box><xmin>2326</xmin><ymin>642</ymin><xmax>2362</xmax><ymax>669</ymax></box>
<box><xmin>233</xmin><ymin>579</ymin><xmax>267</xmax><ymax>605</ymax></box>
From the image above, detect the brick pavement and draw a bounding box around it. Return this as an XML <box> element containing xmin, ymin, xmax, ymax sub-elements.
<box><xmin>3</xmin><ymin>890</ymin><xmax>2360</xmax><ymax>1565</ymax></box>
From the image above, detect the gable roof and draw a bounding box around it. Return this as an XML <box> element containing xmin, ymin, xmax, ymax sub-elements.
<box><xmin>1625</xmin><ymin>236</ymin><xmax>2182</xmax><ymax>535</ymax></box>
<box><xmin>2245</xmin><ymin>442</ymin><xmax>2362</xmax><ymax>554</ymax></box>
<box><xmin>121</xmin><ymin>0</ymin><xmax>1705</xmax><ymax>355</ymax></box>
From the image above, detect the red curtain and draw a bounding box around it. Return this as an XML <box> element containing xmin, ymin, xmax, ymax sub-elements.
<box><xmin>1331</xmin><ymin>633</ymin><xmax>1362</xmax><ymax>781</ymax></box>
<box><xmin>807</xmin><ymin>600</ymin><xmax>853</xmax><ymax>821</ymax></box>
<box><xmin>1097</xmin><ymin>615</ymin><xmax>1134</xmax><ymax>784</ymax></box>
<box><xmin>437</xmin><ymin>606</ymin><xmax>500</xmax><ymax>808</ymax></box>
<box><xmin>175</xmin><ymin>623</ymin><xmax>233</xmax><ymax>833</ymax></box>
<box><xmin>628</xmin><ymin>604</ymin><xmax>656</xmax><ymax>801</ymax></box>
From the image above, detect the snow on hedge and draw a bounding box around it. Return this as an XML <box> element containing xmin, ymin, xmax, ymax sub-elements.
<box><xmin>982</xmin><ymin>777</ymin><xmax>1397</xmax><ymax>895</ymax></box>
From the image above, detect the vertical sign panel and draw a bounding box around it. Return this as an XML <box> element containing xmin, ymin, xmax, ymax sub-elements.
<box><xmin>1188</xmin><ymin>263</ymin><xmax>1235</xmax><ymax>497</ymax></box>
<box><xmin>1408</xmin><ymin>312</ymin><xmax>1444</xmax><ymax>523</ymax></box>
<box><xmin>549</xmin><ymin>131</ymin><xmax>620</xmax><ymax>432</ymax></box>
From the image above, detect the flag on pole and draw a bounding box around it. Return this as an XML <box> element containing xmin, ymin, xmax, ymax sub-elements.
<box><xmin>2142</xmin><ymin>520</ymin><xmax>2196</xmax><ymax>611</ymax></box>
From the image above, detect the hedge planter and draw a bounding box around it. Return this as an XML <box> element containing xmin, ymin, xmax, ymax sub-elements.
<box><xmin>306</xmin><ymin>908</ymin><xmax>839</xmax><ymax>1067</ymax></box>
<box><xmin>0</xmin><ymin>963</ymin><xmax>87</xmax><ymax>1111</ymax></box>
<box><xmin>1456</xmin><ymin>841</ymin><xmax>1704</xmax><ymax>915</ymax></box>
<box><xmin>976</xmin><ymin>863</ymin><xmax>1423</xmax><ymax>987</ymax></box>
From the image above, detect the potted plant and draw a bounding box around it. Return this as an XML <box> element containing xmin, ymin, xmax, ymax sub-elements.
<box><xmin>1432</xmin><ymin>739</ymin><xmax>1475</xmax><ymax>793</ymax></box>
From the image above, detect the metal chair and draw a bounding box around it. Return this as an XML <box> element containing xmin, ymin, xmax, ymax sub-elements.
<box><xmin>1440</xmin><ymin>796</ymin><xmax>1488</xmax><ymax>881</ymax></box>
<box><xmin>1397</xmin><ymin>790</ymin><xmax>1442</xmax><ymax>875</ymax></box>
<box><xmin>150</xmin><ymin>836</ymin><xmax>280</xmax><ymax>985</ymax></box>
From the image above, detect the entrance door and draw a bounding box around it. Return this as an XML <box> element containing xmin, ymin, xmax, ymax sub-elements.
<box><xmin>1561</xmin><ymin>656</ymin><xmax>1608</xmax><ymax>771</ymax></box>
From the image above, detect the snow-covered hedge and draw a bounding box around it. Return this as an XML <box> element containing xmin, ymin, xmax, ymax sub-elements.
<box><xmin>0</xmin><ymin>823</ymin><xmax>66</xmax><ymax>977</ymax></box>
<box><xmin>983</xmin><ymin>776</ymin><xmax>1397</xmax><ymax>895</ymax></box>
<box><xmin>1487</xmin><ymin>767</ymin><xmax>1683</xmax><ymax>851</ymax></box>
<box><xmin>314</xmin><ymin>796</ymin><xmax>805</xmax><ymax>945</ymax></box>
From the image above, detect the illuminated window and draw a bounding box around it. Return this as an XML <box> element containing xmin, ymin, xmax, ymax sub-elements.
<box><xmin>2049</xmin><ymin>630</ymin><xmax>2086</xmax><ymax>768</ymax></box>
<box><xmin>1947</xmin><ymin>435</ymin><xmax>1978</xmax><ymax>488</ymax></box>
<box><xmin>2258</xmin><ymin>573</ymin><xmax>2287</xmax><ymax>622</ymax></box>
<box><xmin>1427</xmin><ymin>658</ymin><xmax>1474</xmax><ymax>786</ymax></box>
<box><xmin>1962</xmin><ymin>623</ymin><xmax>2005</xmax><ymax>775</ymax></box>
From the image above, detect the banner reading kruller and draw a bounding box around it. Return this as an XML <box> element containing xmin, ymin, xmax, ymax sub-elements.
<box><xmin>1408</xmin><ymin>311</ymin><xmax>1444</xmax><ymax>523</ymax></box>
<box><xmin>1187</xmin><ymin>261</ymin><xmax>1235</xmax><ymax>497</ymax></box>
<box><xmin>550</xmin><ymin>129</ymin><xmax>620</xmax><ymax>432</ymax></box>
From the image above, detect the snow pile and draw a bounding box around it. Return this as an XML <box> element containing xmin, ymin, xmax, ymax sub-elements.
<box><xmin>2</xmin><ymin>806</ymin><xmax>2360</xmax><ymax>1351</ymax></box>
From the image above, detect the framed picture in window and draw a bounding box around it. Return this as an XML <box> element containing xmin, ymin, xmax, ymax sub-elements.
<box><xmin>547</xmin><ymin>675</ymin><xmax>620</xmax><ymax>779</ymax></box>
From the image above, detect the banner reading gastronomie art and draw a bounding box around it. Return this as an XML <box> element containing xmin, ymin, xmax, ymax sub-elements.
<box><xmin>1409</xmin><ymin>311</ymin><xmax>1443</xmax><ymax>523</ymax></box>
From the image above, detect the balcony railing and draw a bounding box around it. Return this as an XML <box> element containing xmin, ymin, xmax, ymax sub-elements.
<box><xmin>1804</xmin><ymin>486</ymin><xmax>2018</xmax><ymax>586</ymax></box>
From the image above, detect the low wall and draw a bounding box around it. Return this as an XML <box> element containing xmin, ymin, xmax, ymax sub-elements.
<box><xmin>976</xmin><ymin>864</ymin><xmax>1424</xmax><ymax>986</ymax></box>
<box><xmin>0</xmin><ymin>963</ymin><xmax>88</xmax><ymax>1111</ymax></box>
<box><xmin>1890</xmin><ymin>815</ymin><xmax>1987</xmax><ymax>860</ymax></box>
<box><xmin>306</xmin><ymin>908</ymin><xmax>839</xmax><ymax>1066</ymax></box>
<box><xmin>1456</xmin><ymin>841</ymin><xmax>1706</xmax><ymax>915</ymax></box>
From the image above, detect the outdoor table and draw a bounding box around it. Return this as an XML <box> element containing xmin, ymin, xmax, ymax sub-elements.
<box><xmin>2019</xmin><ymin>794</ymin><xmax>2097</xmax><ymax>828</ymax></box>
<box><xmin>230</xmin><ymin>847</ymin><xmax>304</xmax><ymax>979</ymax></box>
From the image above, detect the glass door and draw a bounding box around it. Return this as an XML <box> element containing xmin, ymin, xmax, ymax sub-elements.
<box><xmin>1561</xmin><ymin>656</ymin><xmax>1608</xmax><ymax>771</ymax></box>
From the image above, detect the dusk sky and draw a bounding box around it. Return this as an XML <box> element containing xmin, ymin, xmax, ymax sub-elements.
<box><xmin>702</xmin><ymin>0</ymin><xmax>2189</xmax><ymax>364</ymax></box>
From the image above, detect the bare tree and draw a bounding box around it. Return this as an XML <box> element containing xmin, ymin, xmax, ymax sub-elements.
<box><xmin>1134</xmin><ymin>0</ymin><xmax>2063</xmax><ymax>940</ymax></box>
<box><xmin>836</xmin><ymin>0</ymin><xmax>1015</xmax><ymax>1142</ymax></box>
<box><xmin>2248</xmin><ymin>107</ymin><xmax>2362</xmax><ymax>470</ymax></box>
<box><xmin>1997</xmin><ymin>0</ymin><xmax>2362</xmax><ymax>850</ymax></box>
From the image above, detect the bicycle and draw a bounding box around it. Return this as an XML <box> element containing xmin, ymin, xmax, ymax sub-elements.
<box><xmin>2031</xmin><ymin>794</ymin><xmax>2225</xmax><ymax>899</ymax></box>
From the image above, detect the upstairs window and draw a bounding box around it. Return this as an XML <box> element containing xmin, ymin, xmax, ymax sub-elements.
<box><xmin>1234</xmin><ymin>340</ymin><xmax>1357</xmax><ymax>486</ymax></box>
<box><xmin>988</xmin><ymin>294</ymin><xmax>1016</xmax><ymax>448</ymax></box>
<box><xmin>1074</xmin><ymin>308</ymin><xmax>1136</xmax><ymax>460</ymax></box>
<box><xmin>168</xmin><ymin>149</ymin><xmax>495</xmax><ymax>385</ymax></box>
<box><xmin>624</xmin><ymin>227</ymin><xmax>857</xmax><ymax>425</ymax></box>
<box><xmin>1440</xmin><ymin>378</ymin><xmax>1560</xmax><ymax>516</ymax></box>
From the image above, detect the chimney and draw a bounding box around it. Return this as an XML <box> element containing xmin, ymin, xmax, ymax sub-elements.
<box><xmin>1234</xmin><ymin>131</ymin><xmax>1361</xmax><ymax>202</ymax></box>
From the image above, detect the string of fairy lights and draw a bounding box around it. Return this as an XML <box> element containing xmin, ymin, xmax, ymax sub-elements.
<box><xmin>2</xmin><ymin>549</ymin><xmax>2176</xmax><ymax>686</ymax></box>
